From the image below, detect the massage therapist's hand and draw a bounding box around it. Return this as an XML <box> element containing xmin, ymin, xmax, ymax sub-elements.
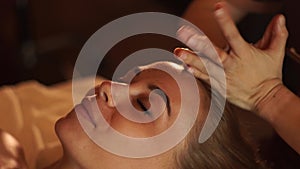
<box><xmin>0</xmin><ymin>129</ymin><xmax>28</xmax><ymax>169</ymax></box>
<box><xmin>175</xmin><ymin>2</ymin><xmax>288</xmax><ymax>114</ymax></box>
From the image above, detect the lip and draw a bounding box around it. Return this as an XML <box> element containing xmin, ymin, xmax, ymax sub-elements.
<box><xmin>75</xmin><ymin>103</ymin><xmax>96</xmax><ymax>127</ymax></box>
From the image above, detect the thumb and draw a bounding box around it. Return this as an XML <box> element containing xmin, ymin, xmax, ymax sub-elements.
<box><xmin>267</xmin><ymin>15</ymin><xmax>288</xmax><ymax>58</ymax></box>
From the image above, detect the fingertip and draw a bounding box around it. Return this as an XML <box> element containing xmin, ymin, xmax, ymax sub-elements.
<box><xmin>214</xmin><ymin>2</ymin><xmax>225</xmax><ymax>18</ymax></box>
<box><xmin>214</xmin><ymin>2</ymin><xmax>223</xmax><ymax>11</ymax></box>
<box><xmin>174</xmin><ymin>48</ymin><xmax>192</xmax><ymax>63</ymax></box>
<box><xmin>275</xmin><ymin>14</ymin><xmax>288</xmax><ymax>36</ymax></box>
<box><xmin>268</xmin><ymin>15</ymin><xmax>288</xmax><ymax>53</ymax></box>
<box><xmin>214</xmin><ymin>2</ymin><xmax>228</xmax><ymax>18</ymax></box>
<box><xmin>277</xmin><ymin>14</ymin><xmax>286</xmax><ymax>28</ymax></box>
<box><xmin>173</xmin><ymin>47</ymin><xmax>182</xmax><ymax>56</ymax></box>
<box><xmin>173</xmin><ymin>47</ymin><xmax>190</xmax><ymax>57</ymax></box>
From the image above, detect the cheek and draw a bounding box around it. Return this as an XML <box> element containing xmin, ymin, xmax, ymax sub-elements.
<box><xmin>110</xmin><ymin>113</ymin><xmax>169</xmax><ymax>138</ymax></box>
<box><xmin>110</xmin><ymin>114</ymin><xmax>153</xmax><ymax>138</ymax></box>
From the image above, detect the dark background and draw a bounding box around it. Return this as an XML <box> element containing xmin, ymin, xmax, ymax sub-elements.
<box><xmin>0</xmin><ymin>1</ymin><xmax>299</xmax><ymax>168</ymax></box>
<box><xmin>0</xmin><ymin>0</ymin><xmax>299</xmax><ymax>87</ymax></box>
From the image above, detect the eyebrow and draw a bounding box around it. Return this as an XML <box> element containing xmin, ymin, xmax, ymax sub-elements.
<box><xmin>148</xmin><ymin>84</ymin><xmax>171</xmax><ymax>116</ymax></box>
<box><xmin>131</xmin><ymin>68</ymin><xmax>171</xmax><ymax>116</ymax></box>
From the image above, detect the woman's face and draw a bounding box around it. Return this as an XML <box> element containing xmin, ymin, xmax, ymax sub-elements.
<box><xmin>55</xmin><ymin>61</ymin><xmax>210</xmax><ymax>169</ymax></box>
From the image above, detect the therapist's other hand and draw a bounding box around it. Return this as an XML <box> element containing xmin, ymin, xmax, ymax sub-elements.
<box><xmin>0</xmin><ymin>129</ymin><xmax>28</xmax><ymax>169</ymax></box>
<box><xmin>175</xmin><ymin>2</ymin><xmax>288</xmax><ymax>113</ymax></box>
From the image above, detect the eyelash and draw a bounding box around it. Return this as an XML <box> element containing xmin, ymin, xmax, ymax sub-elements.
<box><xmin>136</xmin><ymin>99</ymin><xmax>152</xmax><ymax>117</ymax></box>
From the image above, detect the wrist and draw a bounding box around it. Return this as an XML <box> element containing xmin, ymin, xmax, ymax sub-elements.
<box><xmin>255</xmin><ymin>84</ymin><xmax>291</xmax><ymax>124</ymax></box>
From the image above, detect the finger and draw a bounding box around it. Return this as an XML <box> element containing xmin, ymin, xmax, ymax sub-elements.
<box><xmin>177</xmin><ymin>26</ymin><xmax>223</xmax><ymax>67</ymax></box>
<box><xmin>266</xmin><ymin>15</ymin><xmax>288</xmax><ymax>58</ymax></box>
<box><xmin>288</xmin><ymin>48</ymin><xmax>300</xmax><ymax>65</ymax></box>
<box><xmin>174</xmin><ymin>48</ymin><xmax>226</xmax><ymax>85</ymax></box>
<box><xmin>174</xmin><ymin>48</ymin><xmax>209</xmax><ymax>75</ymax></box>
<box><xmin>174</xmin><ymin>44</ymin><xmax>230</xmax><ymax>69</ymax></box>
<box><xmin>173</xmin><ymin>48</ymin><xmax>211</xmax><ymax>83</ymax></box>
<box><xmin>254</xmin><ymin>14</ymin><xmax>278</xmax><ymax>49</ymax></box>
<box><xmin>214</xmin><ymin>2</ymin><xmax>248</xmax><ymax>55</ymax></box>
<box><xmin>215</xmin><ymin>46</ymin><xmax>233</xmax><ymax>67</ymax></box>
<box><xmin>189</xmin><ymin>67</ymin><xmax>211</xmax><ymax>84</ymax></box>
<box><xmin>177</xmin><ymin>25</ymin><xmax>211</xmax><ymax>52</ymax></box>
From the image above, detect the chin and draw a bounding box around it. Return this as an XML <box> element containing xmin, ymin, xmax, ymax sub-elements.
<box><xmin>55</xmin><ymin>109</ymin><xmax>80</xmax><ymax>143</ymax></box>
<box><xmin>54</xmin><ymin>108</ymin><xmax>103</xmax><ymax>167</ymax></box>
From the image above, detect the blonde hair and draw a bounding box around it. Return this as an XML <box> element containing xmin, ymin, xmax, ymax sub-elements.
<box><xmin>174</xmin><ymin>84</ymin><xmax>267</xmax><ymax>169</ymax></box>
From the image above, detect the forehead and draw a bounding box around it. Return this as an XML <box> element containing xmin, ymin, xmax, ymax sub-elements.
<box><xmin>120</xmin><ymin>61</ymin><xmax>188</xmax><ymax>83</ymax></box>
<box><xmin>139</xmin><ymin>62</ymin><xmax>186</xmax><ymax>75</ymax></box>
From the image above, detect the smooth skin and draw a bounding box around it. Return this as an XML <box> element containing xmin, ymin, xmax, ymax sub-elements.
<box><xmin>50</xmin><ymin>62</ymin><xmax>210</xmax><ymax>169</ymax></box>
<box><xmin>175</xmin><ymin>2</ymin><xmax>300</xmax><ymax>154</ymax></box>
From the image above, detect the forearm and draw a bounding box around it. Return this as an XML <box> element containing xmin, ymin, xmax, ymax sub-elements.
<box><xmin>257</xmin><ymin>84</ymin><xmax>300</xmax><ymax>154</ymax></box>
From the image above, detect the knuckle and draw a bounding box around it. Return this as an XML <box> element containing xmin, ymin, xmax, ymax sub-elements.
<box><xmin>225</xmin><ymin>31</ymin><xmax>240</xmax><ymax>42</ymax></box>
<box><xmin>219</xmin><ymin>51</ymin><xmax>229</xmax><ymax>64</ymax></box>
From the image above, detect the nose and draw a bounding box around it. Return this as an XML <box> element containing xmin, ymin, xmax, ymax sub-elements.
<box><xmin>98</xmin><ymin>81</ymin><xmax>127</xmax><ymax>108</ymax></box>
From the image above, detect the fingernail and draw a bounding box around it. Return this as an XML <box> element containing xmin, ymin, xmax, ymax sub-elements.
<box><xmin>278</xmin><ymin>15</ymin><xmax>285</xmax><ymax>28</ymax></box>
<box><xmin>215</xmin><ymin>2</ymin><xmax>223</xmax><ymax>11</ymax></box>
<box><xmin>174</xmin><ymin>47</ymin><xmax>188</xmax><ymax>57</ymax></box>
<box><xmin>214</xmin><ymin>4</ymin><xmax>224</xmax><ymax>17</ymax></box>
<box><xmin>276</xmin><ymin>15</ymin><xmax>285</xmax><ymax>32</ymax></box>
<box><xmin>179</xmin><ymin>53</ymin><xmax>187</xmax><ymax>60</ymax></box>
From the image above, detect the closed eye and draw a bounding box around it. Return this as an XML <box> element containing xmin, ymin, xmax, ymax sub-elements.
<box><xmin>148</xmin><ymin>85</ymin><xmax>170</xmax><ymax>116</ymax></box>
<box><xmin>136</xmin><ymin>99</ymin><xmax>152</xmax><ymax>117</ymax></box>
